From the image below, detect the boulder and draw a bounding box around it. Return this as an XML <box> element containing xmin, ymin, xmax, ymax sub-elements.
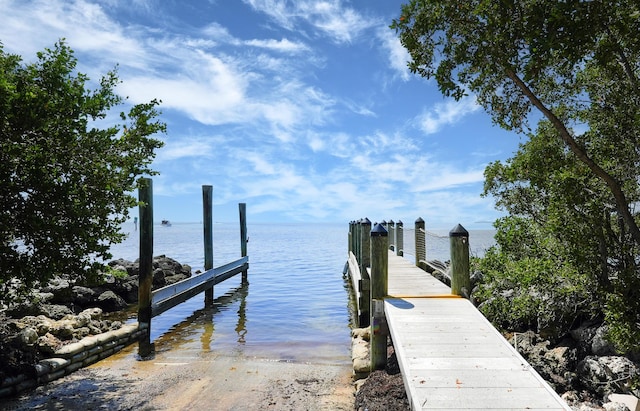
<box><xmin>71</xmin><ymin>286</ymin><xmax>96</xmax><ymax>306</ymax></box>
<box><xmin>96</xmin><ymin>291</ymin><xmax>128</xmax><ymax>312</ymax></box>
<box><xmin>41</xmin><ymin>279</ymin><xmax>72</xmax><ymax>303</ymax></box>
<box><xmin>153</xmin><ymin>268</ymin><xmax>166</xmax><ymax>286</ymax></box>
<box><xmin>570</xmin><ymin>321</ymin><xmax>600</xmax><ymax>357</ymax></box>
<box><xmin>603</xmin><ymin>402</ymin><xmax>632</xmax><ymax>411</ymax></box>
<box><xmin>609</xmin><ymin>394</ymin><xmax>640</xmax><ymax>411</ymax></box>
<box><xmin>592</xmin><ymin>325</ymin><xmax>617</xmax><ymax>356</ymax></box>
<box><xmin>509</xmin><ymin>331</ymin><xmax>577</xmax><ymax>392</ymax></box>
<box><xmin>38</xmin><ymin>304</ymin><xmax>74</xmax><ymax>320</ymax></box>
<box><xmin>17</xmin><ymin>327</ymin><xmax>38</xmax><ymax>346</ymax></box>
<box><xmin>36</xmin><ymin>333</ymin><xmax>61</xmax><ymax>355</ymax></box>
<box><xmin>577</xmin><ymin>356</ymin><xmax>639</xmax><ymax>399</ymax></box>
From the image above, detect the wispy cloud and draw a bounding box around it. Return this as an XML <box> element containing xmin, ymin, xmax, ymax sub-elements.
<box><xmin>243</xmin><ymin>0</ymin><xmax>376</xmax><ymax>44</ymax></box>
<box><xmin>0</xmin><ymin>0</ymin><xmax>515</xmax><ymax>225</ymax></box>
<box><xmin>377</xmin><ymin>27</ymin><xmax>411</xmax><ymax>81</ymax></box>
<box><xmin>245</xmin><ymin>38</ymin><xmax>310</xmax><ymax>53</ymax></box>
<box><xmin>417</xmin><ymin>96</ymin><xmax>481</xmax><ymax>135</ymax></box>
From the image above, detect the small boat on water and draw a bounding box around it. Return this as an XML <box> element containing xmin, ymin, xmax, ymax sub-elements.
<box><xmin>161</xmin><ymin>220</ymin><xmax>172</xmax><ymax>227</ymax></box>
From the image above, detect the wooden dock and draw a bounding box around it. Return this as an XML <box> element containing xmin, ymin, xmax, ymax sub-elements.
<box><xmin>385</xmin><ymin>251</ymin><xmax>570</xmax><ymax>410</ymax></box>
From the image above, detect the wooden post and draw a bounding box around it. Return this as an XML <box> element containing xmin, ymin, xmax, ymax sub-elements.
<box><xmin>203</xmin><ymin>185</ymin><xmax>214</xmax><ymax>304</ymax></box>
<box><xmin>355</xmin><ymin>220</ymin><xmax>361</xmax><ymax>265</ymax></box>
<box><xmin>396</xmin><ymin>220</ymin><xmax>404</xmax><ymax>256</ymax></box>
<box><xmin>388</xmin><ymin>220</ymin><xmax>395</xmax><ymax>252</ymax></box>
<box><xmin>347</xmin><ymin>220</ymin><xmax>355</xmax><ymax>258</ymax></box>
<box><xmin>450</xmin><ymin>224</ymin><xmax>470</xmax><ymax>297</ymax></box>
<box><xmin>348</xmin><ymin>221</ymin><xmax>353</xmax><ymax>256</ymax></box>
<box><xmin>358</xmin><ymin>218</ymin><xmax>371</xmax><ymax>327</ymax></box>
<box><xmin>359</xmin><ymin>218</ymin><xmax>371</xmax><ymax>272</ymax></box>
<box><xmin>415</xmin><ymin>217</ymin><xmax>426</xmax><ymax>271</ymax></box>
<box><xmin>239</xmin><ymin>203</ymin><xmax>248</xmax><ymax>284</ymax></box>
<box><xmin>138</xmin><ymin>178</ymin><xmax>154</xmax><ymax>358</ymax></box>
<box><xmin>370</xmin><ymin>223</ymin><xmax>389</xmax><ymax>370</ymax></box>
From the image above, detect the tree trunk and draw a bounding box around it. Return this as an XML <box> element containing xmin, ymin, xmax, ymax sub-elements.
<box><xmin>506</xmin><ymin>69</ymin><xmax>640</xmax><ymax>247</ymax></box>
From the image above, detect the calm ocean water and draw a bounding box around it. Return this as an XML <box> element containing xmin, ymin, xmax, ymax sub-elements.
<box><xmin>109</xmin><ymin>222</ymin><xmax>495</xmax><ymax>363</ymax></box>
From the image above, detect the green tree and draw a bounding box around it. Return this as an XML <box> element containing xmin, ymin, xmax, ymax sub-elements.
<box><xmin>392</xmin><ymin>0</ymin><xmax>640</xmax><ymax>244</ymax></box>
<box><xmin>392</xmin><ymin>1</ymin><xmax>640</xmax><ymax>350</ymax></box>
<box><xmin>0</xmin><ymin>41</ymin><xmax>165</xmax><ymax>305</ymax></box>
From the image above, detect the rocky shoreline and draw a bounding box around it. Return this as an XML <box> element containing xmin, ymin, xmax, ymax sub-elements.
<box><xmin>0</xmin><ymin>256</ymin><xmax>192</xmax><ymax>398</ymax></box>
<box><xmin>3</xmin><ymin>255</ymin><xmax>640</xmax><ymax>410</ymax></box>
<box><xmin>350</xmin><ymin>324</ymin><xmax>640</xmax><ymax>411</ymax></box>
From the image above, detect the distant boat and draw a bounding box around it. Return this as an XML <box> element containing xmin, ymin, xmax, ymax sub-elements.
<box><xmin>161</xmin><ymin>220</ymin><xmax>172</xmax><ymax>227</ymax></box>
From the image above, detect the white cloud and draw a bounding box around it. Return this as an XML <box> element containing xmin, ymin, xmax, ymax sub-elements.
<box><xmin>418</xmin><ymin>96</ymin><xmax>481</xmax><ymax>135</ymax></box>
<box><xmin>245</xmin><ymin>38</ymin><xmax>309</xmax><ymax>53</ymax></box>
<box><xmin>377</xmin><ymin>27</ymin><xmax>411</xmax><ymax>81</ymax></box>
<box><xmin>243</xmin><ymin>0</ymin><xmax>376</xmax><ymax>44</ymax></box>
<box><xmin>1</xmin><ymin>0</ymin><xmax>512</xmax><ymax>225</ymax></box>
<box><xmin>155</xmin><ymin>138</ymin><xmax>217</xmax><ymax>162</ymax></box>
<box><xmin>0</xmin><ymin>0</ymin><xmax>147</xmax><ymax>71</ymax></box>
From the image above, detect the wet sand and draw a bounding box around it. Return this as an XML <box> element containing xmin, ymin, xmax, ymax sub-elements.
<box><xmin>4</xmin><ymin>343</ymin><xmax>355</xmax><ymax>410</ymax></box>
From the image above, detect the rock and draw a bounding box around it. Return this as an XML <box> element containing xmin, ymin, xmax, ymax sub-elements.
<box><xmin>574</xmin><ymin>403</ymin><xmax>608</xmax><ymax>411</ymax></box>
<box><xmin>153</xmin><ymin>268</ymin><xmax>166</xmax><ymax>286</ymax></box>
<box><xmin>571</xmin><ymin>322</ymin><xmax>600</xmax><ymax>356</ymax></box>
<box><xmin>608</xmin><ymin>394</ymin><xmax>640</xmax><ymax>411</ymax></box>
<box><xmin>17</xmin><ymin>327</ymin><xmax>38</xmax><ymax>346</ymax></box>
<box><xmin>80</xmin><ymin>307</ymin><xmax>103</xmax><ymax>319</ymax></box>
<box><xmin>577</xmin><ymin>356</ymin><xmax>640</xmax><ymax>399</ymax></box>
<box><xmin>603</xmin><ymin>402</ymin><xmax>631</xmax><ymax>411</ymax></box>
<box><xmin>592</xmin><ymin>325</ymin><xmax>617</xmax><ymax>356</ymax></box>
<box><xmin>41</xmin><ymin>279</ymin><xmax>72</xmax><ymax>303</ymax></box>
<box><xmin>49</xmin><ymin>320</ymin><xmax>75</xmax><ymax>340</ymax></box>
<box><xmin>71</xmin><ymin>311</ymin><xmax>92</xmax><ymax>328</ymax></box>
<box><xmin>562</xmin><ymin>390</ymin><xmax>580</xmax><ymax>406</ymax></box>
<box><xmin>36</xmin><ymin>333</ymin><xmax>60</xmax><ymax>355</ymax></box>
<box><xmin>112</xmin><ymin>280</ymin><xmax>138</xmax><ymax>304</ymax></box>
<box><xmin>96</xmin><ymin>291</ymin><xmax>128</xmax><ymax>312</ymax></box>
<box><xmin>71</xmin><ymin>286</ymin><xmax>96</xmax><ymax>306</ymax></box>
<box><xmin>352</xmin><ymin>327</ymin><xmax>371</xmax><ymax>379</ymax></box>
<box><xmin>38</xmin><ymin>304</ymin><xmax>73</xmax><ymax>320</ymax></box>
<box><xmin>352</xmin><ymin>327</ymin><xmax>370</xmax><ymax>341</ymax></box>
<box><xmin>508</xmin><ymin>331</ymin><xmax>578</xmax><ymax>392</ymax></box>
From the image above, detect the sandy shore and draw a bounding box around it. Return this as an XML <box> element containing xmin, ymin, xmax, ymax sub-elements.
<box><xmin>4</xmin><ymin>343</ymin><xmax>355</xmax><ymax>410</ymax></box>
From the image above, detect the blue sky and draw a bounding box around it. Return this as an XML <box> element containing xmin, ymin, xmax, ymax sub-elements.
<box><xmin>1</xmin><ymin>0</ymin><xmax>523</xmax><ymax>229</ymax></box>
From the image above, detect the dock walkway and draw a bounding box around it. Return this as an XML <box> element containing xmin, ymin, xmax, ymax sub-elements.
<box><xmin>385</xmin><ymin>251</ymin><xmax>570</xmax><ymax>410</ymax></box>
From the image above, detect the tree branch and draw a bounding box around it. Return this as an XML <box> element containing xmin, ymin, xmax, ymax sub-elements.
<box><xmin>505</xmin><ymin>68</ymin><xmax>640</xmax><ymax>246</ymax></box>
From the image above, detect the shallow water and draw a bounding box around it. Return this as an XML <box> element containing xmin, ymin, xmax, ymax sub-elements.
<box><xmin>110</xmin><ymin>222</ymin><xmax>495</xmax><ymax>363</ymax></box>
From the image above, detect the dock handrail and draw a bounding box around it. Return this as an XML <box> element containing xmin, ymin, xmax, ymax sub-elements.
<box><xmin>151</xmin><ymin>256</ymin><xmax>249</xmax><ymax>317</ymax></box>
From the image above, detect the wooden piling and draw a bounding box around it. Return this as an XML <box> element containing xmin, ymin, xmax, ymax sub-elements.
<box><xmin>370</xmin><ymin>223</ymin><xmax>389</xmax><ymax>370</ymax></box>
<box><xmin>415</xmin><ymin>218</ymin><xmax>426</xmax><ymax>271</ymax></box>
<box><xmin>348</xmin><ymin>221</ymin><xmax>353</xmax><ymax>256</ymax></box>
<box><xmin>358</xmin><ymin>219</ymin><xmax>371</xmax><ymax>327</ymax></box>
<box><xmin>354</xmin><ymin>218</ymin><xmax>364</xmax><ymax>262</ymax></box>
<box><xmin>359</xmin><ymin>218</ymin><xmax>371</xmax><ymax>272</ymax></box>
<box><xmin>138</xmin><ymin>178</ymin><xmax>154</xmax><ymax>357</ymax></box>
<box><xmin>396</xmin><ymin>220</ymin><xmax>403</xmax><ymax>256</ymax></box>
<box><xmin>203</xmin><ymin>185</ymin><xmax>214</xmax><ymax>304</ymax></box>
<box><xmin>450</xmin><ymin>224</ymin><xmax>470</xmax><ymax>297</ymax></box>
<box><xmin>387</xmin><ymin>220</ymin><xmax>396</xmax><ymax>251</ymax></box>
<box><xmin>239</xmin><ymin>203</ymin><xmax>248</xmax><ymax>283</ymax></box>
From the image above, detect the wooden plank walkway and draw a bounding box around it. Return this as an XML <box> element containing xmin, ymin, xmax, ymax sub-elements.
<box><xmin>384</xmin><ymin>251</ymin><xmax>570</xmax><ymax>410</ymax></box>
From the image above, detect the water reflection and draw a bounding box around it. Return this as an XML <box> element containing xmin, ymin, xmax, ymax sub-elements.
<box><xmin>142</xmin><ymin>284</ymin><xmax>249</xmax><ymax>356</ymax></box>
